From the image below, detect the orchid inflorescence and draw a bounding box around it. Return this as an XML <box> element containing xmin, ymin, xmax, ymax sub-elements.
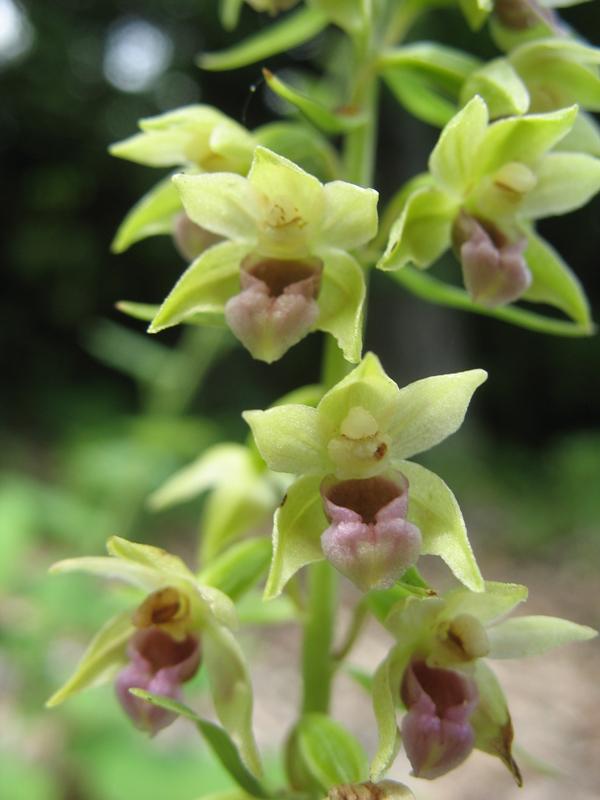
<box><xmin>48</xmin><ymin>1</ymin><xmax>598</xmax><ymax>799</ymax></box>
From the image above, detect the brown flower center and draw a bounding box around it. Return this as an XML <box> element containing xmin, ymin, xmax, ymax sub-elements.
<box><xmin>133</xmin><ymin>587</ymin><xmax>190</xmax><ymax>629</ymax></box>
<box><xmin>327</xmin><ymin>476</ymin><xmax>402</xmax><ymax>524</ymax></box>
<box><xmin>242</xmin><ymin>255</ymin><xmax>322</xmax><ymax>297</ymax></box>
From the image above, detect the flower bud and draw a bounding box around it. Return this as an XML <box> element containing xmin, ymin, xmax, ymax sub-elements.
<box><xmin>400</xmin><ymin>659</ymin><xmax>478</xmax><ymax>780</ymax></box>
<box><xmin>494</xmin><ymin>0</ymin><xmax>555</xmax><ymax>31</ymax></box>
<box><xmin>225</xmin><ymin>254</ymin><xmax>322</xmax><ymax>363</ymax></box>
<box><xmin>115</xmin><ymin>627</ymin><xmax>201</xmax><ymax>735</ymax></box>
<box><xmin>173</xmin><ymin>212</ymin><xmax>222</xmax><ymax>262</ymax></box>
<box><xmin>320</xmin><ymin>472</ymin><xmax>422</xmax><ymax>591</ymax></box>
<box><xmin>452</xmin><ymin>211</ymin><xmax>531</xmax><ymax>307</ymax></box>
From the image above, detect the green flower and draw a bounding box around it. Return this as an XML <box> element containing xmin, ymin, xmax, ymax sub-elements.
<box><xmin>379</xmin><ymin>96</ymin><xmax>599</xmax><ymax>319</ymax></box>
<box><xmin>459</xmin><ymin>40</ymin><xmax>600</xmax><ymax>155</ymax></box>
<box><xmin>46</xmin><ymin>536</ymin><xmax>260</xmax><ymax>774</ymax></box>
<box><xmin>244</xmin><ymin>353</ymin><xmax>486</xmax><ymax>594</ymax></box>
<box><xmin>110</xmin><ymin>105</ymin><xmax>255</xmax><ymax>254</ymax></box>
<box><xmin>149</xmin><ymin>146</ymin><xmax>377</xmax><ymax>363</ymax></box>
<box><xmin>371</xmin><ymin>581</ymin><xmax>596</xmax><ymax>781</ymax></box>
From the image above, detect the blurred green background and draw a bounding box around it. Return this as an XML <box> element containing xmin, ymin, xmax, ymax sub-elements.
<box><xmin>2</xmin><ymin>1</ymin><xmax>599</xmax><ymax>798</ymax></box>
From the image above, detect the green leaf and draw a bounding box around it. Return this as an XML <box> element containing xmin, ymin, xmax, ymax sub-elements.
<box><xmin>264</xmin><ymin>475</ymin><xmax>327</xmax><ymax>599</ymax></box>
<box><xmin>46</xmin><ymin>610</ymin><xmax>133</xmax><ymax>707</ymax></box>
<box><xmin>263</xmin><ymin>69</ymin><xmax>366</xmax><ymax>134</ymax></box>
<box><xmin>199</xmin><ymin>7</ymin><xmax>328</xmax><ymax>71</ymax></box>
<box><xmin>129</xmin><ymin>690</ymin><xmax>268</xmax><ymax>797</ymax></box>
<box><xmin>378</xmin><ymin>185</ymin><xmax>456</xmax><ymax>270</ymax></box>
<box><xmin>397</xmin><ymin>460</ymin><xmax>484</xmax><ymax>592</ymax></box>
<box><xmin>317</xmin><ymin>250</ymin><xmax>366</xmax><ymax>364</ymax></box>
<box><xmin>149</xmin><ymin>242</ymin><xmax>248</xmax><ymax>333</ymax></box>
<box><xmin>488</xmin><ymin>615</ymin><xmax>596</xmax><ymax>659</ymax></box>
<box><xmin>391</xmin><ymin>265</ymin><xmax>595</xmax><ymax>337</ymax></box>
<box><xmin>199</xmin><ymin>538</ymin><xmax>272</xmax><ymax>601</ymax></box>
<box><xmin>388</xmin><ymin>369</ymin><xmax>487</xmax><ymax>461</ymax></box>
<box><xmin>112</xmin><ymin>176</ymin><xmax>181</xmax><ymax>253</ymax></box>
<box><xmin>382</xmin><ymin>67</ymin><xmax>458</xmax><ymax>128</ymax></box>
<box><xmin>203</xmin><ymin>619</ymin><xmax>262</xmax><ymax>777</ymax></box>
<box><xmin>522</xmin><ymin>230</ymin><xmax>592</xmax><ymax>329</ymax></box>
<box><xmin>470</xmin><ymin>661</ymin><xmax>522</xmax><ymax>785</ymax></box>
<box><xmin>518</xmin><ymin>152</ymin><xmax>600</xmax><ymax>219</ymax></box>
<box><xmin>293</xmin><ymin>713</ymin><xmax>369</xmax><ymax>791</ymax></box>
<box><xmin>460</xmin><ymin>59</ymin><xmax>530</xmax><ymax>119</ymax></box>
<box><xmin>243</xmin><ymin>405</ymin><xmax>323</xmax><ymax>475</ymax></box>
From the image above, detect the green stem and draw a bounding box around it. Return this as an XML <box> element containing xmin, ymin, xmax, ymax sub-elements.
<box><xmin>343</xmin><ymin>75</ymin><xmax>379</xmax><ymax>187</ymax></box>
<box><xmin>301</xmin><ymin>560</ymin><xmax>338</xmax><ymax>714</ymax></box>
<box><xmin>300</xmin><ymin>12</ymin><xmax>383</xmax><ymax>720</ymax></box>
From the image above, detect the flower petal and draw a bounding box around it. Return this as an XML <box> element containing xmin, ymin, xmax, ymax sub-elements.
<box><xmin>243</xmin><ymin>405</ymin><xmax>323</xmax><ymax>474</ymax></box>
<box><xmin>377</xmin><ymin>185</ymin><xmax>457</xmax><ymax>271</ymax></box>
<box><xmin>149</xmin><ymin>241</ymin><xmax>249</xmax><ymax>333</ymax></box>
<box><xmin>202</xmin><ymin>617</ymin><xmax>262</xmax><ymax>776</ymax></box>
<box><xmin>110</xmin><ymin>130</ymin><xmax>191</xmax><ymax>167</ymax></box>
<box><xmin>248</xmin><ymin>145</ymin><xmax>325</xmax><ymax>232</ymax></box>
<box><xmin>487</xmin><ymin>615</ymin><xmax>597</xmax><ymax>659</ymax></box>
<box><xmin>264</xmin><ymin>475</ymin><xmax>328</xmax><ymax>599</ymax></box>
<box><xmin>517</xmin><ymin>152</ymin><xmax>600</xmax><ymax>219</ymax></box>
<box><xmin>317</xmin><ymin>250</ymin><xmax>366</xmax><ymax>363</ymax></box>
<box><xmin>389</xmin><ymin>369</ymin><xmax>487</xmax><ymax>460</ymax></box>
<box><xmin>397</xmin><ymin>460</ymin><xmax>483</xmax><ymax>592</ymax></box>
<box><xmin>46</xmin><ymin>611</ymin><xmax>133</xmax><ymax>707</ymax></box>
<box><xmin>443</xmin><ymin>581</ymin><xmax>528</xmax><ymax>625</ymax></box>
<box><xmin>174</xmin><ymin>173</ymin><xmax>260</xmax><ymax>241</ymax></box>
<box><xmin>111</xmin><ymin>176</ymin><xmax>182</xmax><ymax>253</ymax></box>
<box><xmin>321</xmin><ymin>181</ymin><xmax>379</xmax><ymax>250</ymax></box>
<box><xmin>475</xmin><ymin>105</ymin><xmax>577</xmax><ymax>178</ymax></box>
<box><xmin>317</xmin><ymin>352</ymin><xmax>400</xmax><ymax>442</ymax></box>
<box><xmin>429</xmin><ymin>96</ymin><xmax>489</xmax><ymax>195</ymax></box>
<box><xmin>370</xmin><ymin>644</ymin><xmax>413</xmax><ymax>779</ymax></box>
<box><xmin>522</xmin><ymin>229</ymin><xmax>592</xmax><ymax>328</ymax></box>
<box><xmin>470</xmin><ymin>660</ymin><xmax>522</xmax><ymax>785</ymax></box>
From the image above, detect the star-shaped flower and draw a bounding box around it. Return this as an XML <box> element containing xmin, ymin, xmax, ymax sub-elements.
<box><xmin>148</xmin><ymin>146</ymin><xmax>378</xmax><ymax>363</ymax></box>
<box><xmin>244</xmin><ymin>353</ymin><xmax>487</xmax><ymax>594</ymax></box>
<box><xmin>47</xmin><ymin>536</ymin><xmax>260</xmax><ymax>773</ymax></box>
